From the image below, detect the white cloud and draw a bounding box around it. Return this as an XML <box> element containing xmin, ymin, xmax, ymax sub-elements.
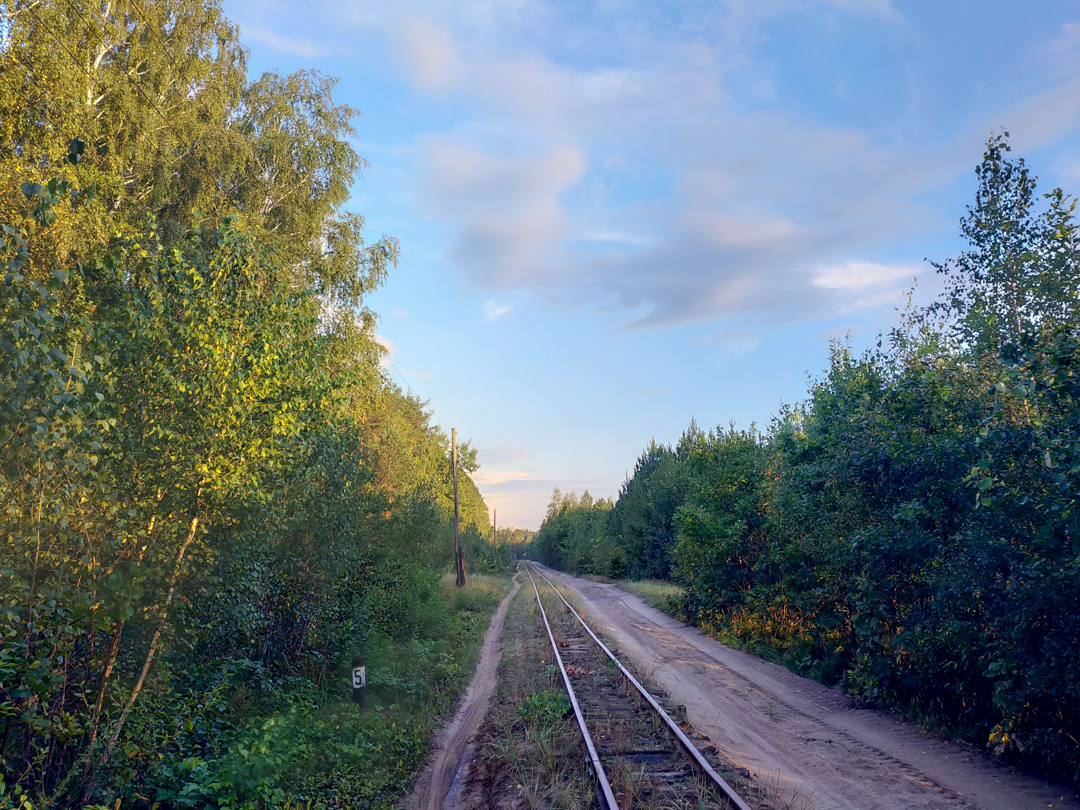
<box><xmin>814</xmin><ymin>0</ymin><xmax>903</xmax><ymax>23</ymax></box>
<box><xmin>240</xmin><ymin>25</ymin><xmax>324</xmax><ymax>58</ymax></box>
<box><xmin>406</xmin><ymin>30</ymin><xmax>954</xmax><ymax>328</ymax></box>
<box><xmin>993</xmin><ymin>74</ymin><xmax>1080</xmax><ymax>154</ymax></box>
<box><xmin>581</xmin><ymin>70</ymin><xmax>646</xmax><ymax>104</ymax></box>
<box><xmin>481</xmin><ymin>445</ymin><xmax>530</xmax><ymax>465</ymax></box>
<box><xmin>704</xmin><ymin>329</ymin><xmax>761</xmax><ymax>357</ymax></box>
<box><xmin>484</xmin><ymin>299</ymin><xmax>510</xmax><ymax>319</ymax></box>
<box><xmin>697</xmin><ymin>212</ymin><xmax>803</xmax><ymax>248</ymax></box>
<box><xmin>397</xmin><ymin>19</ymin><xmax>459</xmax><ymax>92</ymax></box>
<box><xmin>472</xmin><ymin>469</ymin><xmax>535</xmax><ymax>486</ymax></box>
<box><xmin>580</xmin><ymin>230</ymin><xmax>653</xmax><ymax>246</ymax></box>
<box><xmin>406</xmin><ymin>368</ymin><xmax>434</xmax><ymax>382</ymax></box>
<box><xmin>373</xmin><ymin>334</ymin><xmax>397</xmax><ymax>367</ymax></box>
<box><xmin>238</xmin><ymin>0</ymin><xmax>1080</xmax><ymax>333</ymax></box>
<box><xmin>424</xmin><ymin>143</ymin><xmax>585</xmax><ymax>218</ymax></box>
<box><xmin>373</xmin><ymin>338</ymin><xmax>434</xmax><ymax>386</ymax></box>
<box><xmin>812</xmin><ymin>261</ymin><xmax>920</xmax><ymax>310</ymax></box>
<box><xmin>1032</xmin><ymin>21</ymin><xmax>1080</xmax><ymax>76</ymax></box>
<box><xmin>813</xmin><ymin>261</ymin><xmax>917</xmax><ymax>292</ymax></box>
<box><xmin>475</xmin><ymin>472</ymin><xmax>616</xmax><ymax>529</ymax></box>
<box><xmin>423</xmin><ymin>143</ymin><xmax>586</xmax><ymax>286</ymax></box>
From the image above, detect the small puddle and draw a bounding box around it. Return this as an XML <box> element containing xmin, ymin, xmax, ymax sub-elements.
<box><xmin>442</xmin><ymin>742</ymin><xmax>474</xmax><ymax>809</ymax></box>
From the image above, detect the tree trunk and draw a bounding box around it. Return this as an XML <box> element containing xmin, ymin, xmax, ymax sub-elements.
<box><xmin>85</xmin><ymin>619</ymin><xmax>124</xmax><ymax>759</ymax></box>
<box><xmin>101</xmin><ymin>515</ymin><xmax>199</xmax><ymax>762</ymax></box>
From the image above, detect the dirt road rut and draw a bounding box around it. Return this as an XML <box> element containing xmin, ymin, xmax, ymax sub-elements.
<box><xmin>406</xmin><ymin>574</ymin><xmax>521</xmax><ymax>810</ymax></box>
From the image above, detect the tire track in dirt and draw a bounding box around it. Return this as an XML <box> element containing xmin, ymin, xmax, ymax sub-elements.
<box><xmin>405</xmin><ymin>573</ymin><xmax>521</xmax><ymax>810</ymax></box>
<box><xmin>537</xmin><ymin>565</ymin><xmax>1077</xmax><ymax>810</ymax></box>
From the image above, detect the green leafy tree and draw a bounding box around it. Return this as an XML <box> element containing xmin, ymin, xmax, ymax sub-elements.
<box><xmin>1</xmin><ymin>3</ymin><xmax>500</xmax><ymax>806</ymax></box>
<box><xmin>0</xmin><ymin>0</ymin><xmax>398</xmax><ymax>311</ymax></box>
<box><xmin>609</xmin><ymin>441</ymin><xmax>681</xmax><ymax>579</ymax></box>
<box><xmin>532</xmin><ymin>489</ymin><xmax>614</xmax><ymax>575</ymax></box>
<box><xmin>1</xmin><ymin>174</ymin><xmax>345</xmax><ymax>800</ymax></box>
<box><xmin>923</xmin><ymin>132</ymin><xmax>1080</xmax><ymax>355</ymax></box>
<box><xmin>672</xmin><ymin>425</ymin><xmax>770</xmax><ymax>624</ymax></box>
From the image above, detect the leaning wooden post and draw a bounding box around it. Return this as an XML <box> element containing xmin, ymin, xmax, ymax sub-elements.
<box><xmin>351</xmin><ymin>655</ymin><xmax>366</xmax><ymax>712</ymax></box>
<box><xmin>453</xmin><ymin>428</ymin><xmax>466</xmax><ymax>587</ymax></box>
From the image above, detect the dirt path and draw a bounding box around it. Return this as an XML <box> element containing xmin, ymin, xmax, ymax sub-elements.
<box><xmin>405</xmin><ymin>574</ymin><xmax>521</xmax><ymax>810</ymax></box>
<box><xmin>537</xmin><ymin>565</ymin><xmax>1076</xmax><ymax>810</ymax></box>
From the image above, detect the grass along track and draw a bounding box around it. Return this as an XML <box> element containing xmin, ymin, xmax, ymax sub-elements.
<box><xmin>457</xmin><ymin>570</ymin><xmax>595</xmax><ymax>808</ymax></box>
<box><xmin>525</xmin><ymin>563</ymin><xmax>769</xmax><ymax>810</ymax></box>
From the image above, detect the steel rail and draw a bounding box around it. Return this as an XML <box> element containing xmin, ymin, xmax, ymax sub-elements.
<box><xmin>526</xmin><ymin>562</ymin><xmax>755</xmax><ymax>810</ymax></box>
<box><xmin>524</xmin><ymin>564</ymin><xmax>619</xmax><ymax>810</ymax></box>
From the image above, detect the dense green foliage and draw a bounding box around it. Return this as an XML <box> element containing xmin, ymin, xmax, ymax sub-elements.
<box><xmin>0</xmin><ymin>2</ymin><xmax>505</xmax><ymax>807</ymax></box>
<box><xmin>533</xmin><ymin>489</ymin><xmax>614</xmax><ymax>576</ymax></box>
<box><xmin>532</xmin><ymin>136</ymin><xmax>1080</xmax><ymax>782</ymax></box>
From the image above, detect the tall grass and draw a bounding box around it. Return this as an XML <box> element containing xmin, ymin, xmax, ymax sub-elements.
<box><xmin>618</xmin><ymin>580</ymin><xmax>685</xmax><ymax>616</ymax></box>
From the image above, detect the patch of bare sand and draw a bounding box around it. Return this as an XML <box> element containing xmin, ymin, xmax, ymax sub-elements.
<box><xmin>404</xmin><ymin>574</ymin><xmax>521</xmax><ymax>810</ymax></box>
<box><xmin>537</xmin><ymin>564</ymin><xmax>1077</xmax><ymax>810</ymax></box>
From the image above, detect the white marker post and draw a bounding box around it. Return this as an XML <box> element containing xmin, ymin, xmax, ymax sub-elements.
<box><xmin>351</xmin><ymin>655</ymin><xmax>366</xmax><ymax>712</ymax></box>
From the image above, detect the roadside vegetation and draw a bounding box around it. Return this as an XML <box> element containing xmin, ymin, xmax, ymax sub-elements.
<box><xmin>0</xmin><ymin>1</ymin><xmax>515</xmax><ymax>807</ymax></box>
<box><xmin>616</xmin><ymin>581</ymin><xmax>685</xmax><ymax>615</ymax></box>
<box><xmin>531</xmin><ymin>135</ymin><xmax>1080</xmax><ymax>784</ymax></box>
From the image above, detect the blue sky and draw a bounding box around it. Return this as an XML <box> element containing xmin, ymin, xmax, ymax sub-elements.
<box><xmin>222</xmin><ymin>0</ymin><xmax>1080</xmax><ymax>529</ymax></box>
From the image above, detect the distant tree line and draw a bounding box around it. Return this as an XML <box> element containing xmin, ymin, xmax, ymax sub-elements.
<box><xmin>0</xmin><ymin>0</ymin><xmax>504</xmax><ymax>807</ymax></box>
<box><xmin>531</xmin><ymin>135</ymin><xmax>1080</xmax><ymax>783</ymax></box>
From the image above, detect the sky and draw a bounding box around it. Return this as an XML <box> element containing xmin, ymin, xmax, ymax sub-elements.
<box><xmin>221</xmin><ymin>0</ymin><xmax>1080</xmax><ymax>529</ymax></box>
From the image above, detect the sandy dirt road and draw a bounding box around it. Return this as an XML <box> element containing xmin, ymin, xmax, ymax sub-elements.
<box><xmin>405</xmin><ymin>574</ymin><xmax>521</xmax><ymax>810</ymax></box>
<box><xmin>537</xmin><ymin>564</ymin><xmax>1076</xmax><ymax>810</ymax></box>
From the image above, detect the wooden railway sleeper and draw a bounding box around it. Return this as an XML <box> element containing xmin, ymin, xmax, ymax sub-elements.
<box><xmin>525</xmin><ymin>565</ymin><xmax>619</xmax><ymax>810</ymax></box>
<box><xmin>527</xmin><ymin>562</ymin><xmax>755</xmax><ymax>810</ymax></box>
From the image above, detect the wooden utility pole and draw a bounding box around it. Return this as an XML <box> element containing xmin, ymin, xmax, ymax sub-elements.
<box><xmin>452</xmin><ymin>428</ymin><xmax>466</xmax><ymax>587</ymax></box>
<box><xmin>493</xmin><ymin>509</ymin><xmax>497</xmax><ymax>551</ymax></box>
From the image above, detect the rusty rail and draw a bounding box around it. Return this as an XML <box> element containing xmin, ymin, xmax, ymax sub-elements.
<box><xmin>525</xmin><ymin>562</ymin><xmax>755</xmax><ymax>810</ymax></box>
<box><xmin>524</xmin><ymin>564</ymin><xmax>619</xmax><ymax>810</ymax></box>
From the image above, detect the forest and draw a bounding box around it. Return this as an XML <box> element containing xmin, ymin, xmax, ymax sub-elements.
<box><xmin>532</xmin><ymin>135</ymin><xmax>1080</xmax><ymax>783</ymax></box>
<box><xmin>0</xmin><ymin>1</ymin><xmax>512</xmax><ymax>807</ymax></box>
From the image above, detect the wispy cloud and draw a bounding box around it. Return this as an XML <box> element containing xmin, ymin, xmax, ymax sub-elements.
<box><xmin>472</xmin><ymin>469</ymin><xmax>534</xmax><ymax>486</ymax></box>
<box><xmin>481</xmin><ymin>445</ymin><xmax>530</xmax><ymax>466</ymax></box>
<box><xmin>424</xmin><ymin>142</ymin><xmax>585</xmax><ymax>286</ymax></box>
<box><xmin>373</xmin><ymin>334</ymin><xmax>397</xmax><ymax>368</ymax></box>
<box><xmin>814</xmin><ymin>0</ymin><xmax>904</xmax><ymax>23</ymax></box>
<box><xmin>405</xmin><ymin>368</ymin><xmax>434</xmax><ymax>383</ymax></box>
<box><xmin>234</xmin><ymin>0</ymin><xmax>1080</xmax><ymax>335</ymax></box>
<box><xmin>397</xmin><ymin>19</ymin><xmax>460</xmax><ymax>92</ymax></box>
<box><xmin>1030</xmin><ymin>21</ymin><xmax>1080</xmax><ymax>76</ymax></box>
<box><xmin>223</xmin><ymin>0</ymin><xmax>1080</xmax><ymax>529</ymax></box>
<box><xmin>580</xmin><ymin>230</ymin><xmax>654</xmax><ymax>246</ymax></box>
<box><xmin>397</xmin><ymin>10</ymin><xmax>949</xmax><ymax>328</ymax></box>
<box><xmin>477</xmin><ymin>471</ymin><xmax>615</xmax><ymax>528</ymax></box>
<box><xmin>704</xmin><ymin>329</ymin><xmax>761</xmax><ymax>357</ymax></box>
<box><xmin>813</xmin><ymin>261</ymin><xmax>915</xmax><ymax>292</ymax></box>
<box><xmin>239</xmin><ymin>25</ymin><xmax>325</xmax><ymax>58</ymax></box>
<box><xmin>812</xmin><ymin>261</ymin><xmax>918</xmax><ymax>309</ymax></box>
<box><xmin>374</xmin><ymin>337</ymin><xmax>434</xmax><ymax>383</ymax></box>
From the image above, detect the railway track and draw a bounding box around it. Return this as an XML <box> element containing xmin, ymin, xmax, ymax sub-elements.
<box><xmin>523</xmin><ymin>562</ymin><xmax>755</xmax><ymax>810</ymax></box>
